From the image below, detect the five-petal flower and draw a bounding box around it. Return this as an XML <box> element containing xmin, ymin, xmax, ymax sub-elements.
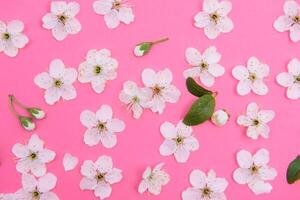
<box><xmin>274</xmin><ymin>0</ymin><xmax>300</xmax><ymax>42</ymax></box>
<box><xmin>183</xmin><ymin>46</ymin><xmax>225</xmax><ymax>87</ymax></box>
<box><xmin>159</xmin><ymin>121</ymin><xmax>199</xmax><ymax>163</ymax></box>
<box><xmin>182</xmin><ymin>169</ymin><xmax>228</xmax><ymax>200</ymax></box>
<box><xmin>34</xmin><ymin>59</ymin><xmax>78</xmax><ymax>105</ymax></box>
<box><xmin>233</xmin><ymin>149</ymin><xmax>277</xmax><ymax>195</ymax></box>
<box><xmin>80</xmin><ymin>104</ymin><xmax>125</xmax><ymax>148</ymax></box>
<box><xmin>80</xmin><ymin>155</ymin><xmax>122</xmax><ymax>200</ymax></box>
<box><xmin>93</xmin><ymin>0</ymin><xmax>134</xmax><ymax>29</ymax></box>
<box><xmin>237</xmin><ymin>102</ymin><xmax>275</xmax><ymax>140</ymax></box>
<box><xmin>194</xmin><ymin>0</ymin><xmax>234</xmax><ymax>39</ymax></box>
<box><xmin>138</xmin><ymin>163</ymin><xmax>170</xmax><ymax>195</ymax></box>
<box><xmin>12</xmin><ymin>134</ymin><xmax>56</xmax><ymax>177</ymax></box>
<box><xmin>0</xmin><ymin>20</ymin><xmax>29</xmax><ymax>57</ymax></box>
<box><xmin>276</xmin><ymin>58</ymin><xmax>300</xmax><ymax>99</ymax></box>
<box><xmin>42</xmin><ymin>1</ymin><xmax>82</xmax><ymax>41</ymax></box>
<box><xmin>232</xmin><ymin>57</ymin><xmax>270</xmax><ymax>96</ymax></box>
<box><xmin>141</xmin><ymin>68</ymin><xmax>181</xmax><ymax>114</ymax></box>
<box><xmin>78</xmin><ymin>49</ymin><xmax>118</xmax><ymax>93</ymax></box>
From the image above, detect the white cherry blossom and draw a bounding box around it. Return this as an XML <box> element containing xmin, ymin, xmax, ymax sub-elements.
<box><xmin>138</xmin><ymin>163</ymin><xmax>170</xmax><ymax>195</ymax></box>
<box><xmin>119</xmin><ymin>81</ymin><xmax>152</xmax><ymax>119</ymax></box>
<box><xmin>0</xmin><ymin>20</ymin><xmax>29</xmax><ymax>57</ymax></box>
<box><xmin>211</xmin><ymin>109</ymin><xmax>230</xmax><ymax>126</ymax></box>
<box><xmin>63</xmin><ymin>153</ymin><xmax>79</xmax><ymax>171</ymax></box>
<box><xmin>276</xmin><ymin>58</ymin><xmax>300</xmax><ymax>99</ymax></box>
<box><xmin>274</xmin><ymin>0</ymin><xmax>300</xmax><ymax>42</ymax></box>
<box><xmin>78</xmin><ymin>49</ymin><xmax>118</xmax><ymax>93</ymax></box>
<box><xmin>34</xmin><ymin>59</ymin><xmax>77</xmax><ymax>105</ymax></box>
<box><xmin>15</xmin><ymin>173</ymin><xmax>59</xmax><ymax>200</ymax></box>
<box><xmin>182</xmin><ymin>169</ymin><xmax>228</xmax><ymax>200</ymax></box>
<box><xmin>93</xmin><ymin>0</ymin><xmax>134</xmax><ymax>29</ymax></box>
<box><xmin>42</xmin><ymin>1</ymin><xmax>81</xmax><ymax>41</ymax></box>
<box><xmin>233</xmin><ymin>149</ymin><xmax>277</xmax><ymax>195</ymax></box>
<box><xmin>194</xmin><ymin>0</ymin><xmax>234</xmax><ymax>39</ymax></box>
<box><xmin>237</xmin><ymin>102</ymin><xmax>275</xmax><ymax>140</ymax></box>
<box><xmin>80</xmin><ymin>104</ymin><xmax>125</xmax><ymax>148</ymax></box>
<box><xmin>232</xmin><ymin>57</ymin><xmax>270</xmax><ymax>96</ymax></box>
<box><xmin>141</xmin><ymin>68</ymin><xmax>181</xmax><ymax>114</ymax></box>
<box><xmin>80</xmin><ymin>155</ymin><xmax>122</xmax><ymax>200</ymax></box>
<box><xmin>183</xmin><ymin>46</ymin><xmax>225</xmax><ymax>87</ymax></box>
<box><xmin>12</xmin><ymin>134</ymin><xmax>56</xmax><ymax>177</ymax></box>
<box><xmin>159</xmin><ymin>121</ymin><xmax>199</xmax><ymax>163</ymax></box>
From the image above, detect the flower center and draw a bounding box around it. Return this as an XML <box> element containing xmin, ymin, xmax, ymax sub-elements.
<box><xmin>31</xmin><ymin>190</ymin><xmax>41</xmax><ymax>199</ymax></box>
<box><xmin>2</xmin><ymin>32</ymin><xmax>10</xmax><ymax>40</ymax></box>
<box><xmin>175</xmin><ymin>136</ymin><xmax>184</xmax><ymax>145</ymax></box>
<box><xmin>29</xmin><ymin>152</ymin><xmax>37</xmax><ymax>160</ymax></box>
<box><xmin>252</xmin><ymin>119</ymin><xmax>260</xmax><ymax>126</ymax></box>
<box><xmin>295</xmin><ymin>75</ymin><xmax>300</xmax><ymax>83</ymax></box>
<box><xmin>97</xmin><ymin>122</ymin><xmax>106</xmax><ymax>131</ymax></box>
<box><xmin>58</xmin><ymin>14</ymin><xmax>67</xmax><ymax>24</ymax></box>
<box><xmin>54</xmin><ymin>79</ymin><xmax>62</xmax><ymax>88</ymax></box>
<box><xmin>293</xmin><ymin>15</ymin><xmax>300</xmax><ymax>24</ymax></box>
<box><xmin>210</xmin><ymin>12</ymin><xmax>219</xmax><ymax>23</ymax></box>
<box><xmin>95</xmin><ymin>173</ymin><xmax>105</xmax><ymax>182</ymax></box>
<box><xmin>112</xmin><ymin>1</ymin><xmax>121</xmax><ymax>9</ymax></box>
<box><xmin>249</xmin><ymin>165</ymin><xmax>260</xmax><ymax>174</ymax></box>
<box><xmin>201</xmin><ymin>186</ymin><xmax>212</xmax><ymax>198</ymax></box>
<box><xmin>94</xmin><ymin>66</ymin><xmax>102</xmax><ymax>75</ymax></box>
<box><xmin>132</xmin><ymin>96</ymin><xmax>140</xmax><ymax>103</ymax></box>
<box><xmin>152</xmin><ymin>86</ymin><xmax>162</xmax><ymax>95</ymax></box>
<box><xmin>199</xmin><ymin>62</ymin><xmax>208</xmax><ymax>71</ymax></box>
<box><xmin>249</xmin><ymin>73</ymin><xmax>257</xmax><ymax>81</ymax></box>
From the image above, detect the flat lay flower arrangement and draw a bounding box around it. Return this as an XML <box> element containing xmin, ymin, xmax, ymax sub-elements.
<box><xmin>1</xmin><ymin>0</ymin><xmax>300</xmax><ymax>199</ymax></box>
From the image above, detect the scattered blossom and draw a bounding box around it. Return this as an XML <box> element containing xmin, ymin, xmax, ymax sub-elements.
<box><xmin>183</xmin><ymin>46</ymin><xmax>225</xmax><ymax>87</ymax></box>
<box><xmin>211</xmin><ymin>109</ymin><xmax>230</xmax><ymax>126</ymax></box>
<box><xmin>159</xmin><ymin>121</ymin><xmax>199</xmax><ymax>163</ymax></box>
<box><xmin>232</xmin><ymin>57</ymin><xmax>269</xmax><ymax>96</ymax></box>
<box><xmin>80</xmin><ymin>104</ymin><xmax>125</xmax><ymax>148</ymax></box>
<box><xmin>233</xmin><ymin>149</ymin><xmax>277</xmax><ymax>195</ymax></box>
<box><xmin>12</xmin><ymin>134</ymin><xmax>56</xmax><ymax>177</ymax></box>
<box><xmin>34</xmin><ymin>59</ymin><xmax>77</xmax><ymax>105</ymax></box>
<box><xmin>63</xmin><ymin>153</ymin><xmax>79</xmax><ymax>171</ymax></box>
<box><xmin>78</xmin><ymin>49</ymin><xmax>118</xmax><ymax>93</ymax></box>
<box><xmin>80</xmin><ymin>155</ymin><xmax>122</xmax><ymax>200</ymax></box>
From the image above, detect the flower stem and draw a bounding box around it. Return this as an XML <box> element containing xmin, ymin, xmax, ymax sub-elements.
<box><xmin>9</xmin><ymin>94</ymin><xmax>28</xmax><ymax>109</ymax></box>
<box><xmin>152</xmin><ymin>37</ymin><xmax>169</xmax><ymax>45</ymax></box>
<box><xmin>8</xmin><ymin>95</ymin><xmax>20</xmax><ymax>118</ymax></box>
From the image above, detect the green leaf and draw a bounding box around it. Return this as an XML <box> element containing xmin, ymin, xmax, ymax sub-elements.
<box><xmin>287</xmin><ymin>155</ymin><xmax>300</xmax><ymax>184</ymax></box>
<box><xmin>186</xmin><ymin>77</ymin><xmax>212</xmax><ymax>97</ymax></box>
<box><xmin>139</xmin><ymin>42</ymin><xmax>152</xmax><ymax>54</ymax></box>
<box><xmin>183</xmin><ymin>94</ymin><xmax>215</xmax><ymax>126</ymax></box>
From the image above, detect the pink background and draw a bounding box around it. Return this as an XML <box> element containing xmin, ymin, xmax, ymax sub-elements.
<box><xmin>1</xmin><ymin>0</ymin><xmax>300</xmax><ymax>199</ymax></box>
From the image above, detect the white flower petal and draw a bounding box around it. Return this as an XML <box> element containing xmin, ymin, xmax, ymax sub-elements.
<box><xmin>49</xmin><ymin>59</ymin><xmax>65</xmax><ymax>79</ymax></box>
<box><xmin>28</xmin><ymin>134</ymin><xmax>44</xmax><ymax>152</ymax></box>
<box><xmin>147</xmin><ymin>182</ymin><xmax>162</xmax><ymax>195</ymax></box>
<box><xmin>176</xmin><ymin>121</ymin><xmax>192</xmax><ymax>137</ymax></box>
<box><xmin>232</xmin><ymin>65</ymin><xmax>249</xmax><ymax>80</ymax></box>
<box><xmin>123</xmin><ymin>81</ymin><xmax>139</xmax><ymax>95</ymax></box>
<box><xmin>287</xmin><ymin>58</ymin><xmax>300</xmax><ymax>76</ymax></box>
<box><xmin>132</xmin><ymin>103</ymin><xmax>143</xmax><ymax>119</ymax></box>
<box><xmin>12</xmin><ymin>143</ymin><xmax>29</xmax><ymax>158</ymax></box>
<box><xmin>81</xmin><ymin>160</ymin><xmax>97</xmax><ymax>177</ymax></box>
<box><xmin>161</xmin><ymin>85</ymin><xmax>181</xmax><ymax>103</ymax></box>
<box><xmin>7</xmin><ymin>20</ymin><xmax>24</xmax><ymax>33</ymax></box>
<box><xmin>247</xmin><ymin>102</ymin><xmax>259</xmax><ymax>119</ymax></box>
<box><xmin>189</xmin><ymin>169</ymin><xmax>206</xmax><ymax>188</ymax></box>
<box><xmin>260</xmin><ymin>167</ymin><xmax>277</xmax><ymax>181</ymax></box>
<box><xmin>276</xmin><ymin>72</ymin><xmax>294</xmax><ymax>87</ymax></box>
<box><xmin>246</xmin><ymin>126</ymin><xmax>260</xmax><ymax>140</ymax></box>
<box><xmin>31</xmin><ymin>162</ymin><xmax>47</xmax><ymax>177</ymax></box>
<box><xmin>65</xmin><ymin>2</ymin><xmax>80</xmax><ymax>17</ymax></box>
<box><xmin>183</xmin><ymin>136</ymin><xmax>199</xmax><ymax>151</ymax></box>
<box><xmin>160</xmin><ymin>121</ymin><xmax>177</xmax><ymax>139</ymax></box>
<box><xmin>16</xmin><ymin>159</ymin><xmax>30</xmax><ymax>174</ymax></box>
<box><xmin>290</xmin><ymin>24</ymin><xmax>300</xmax><ymax>42</ymax></box>
<box><xmin>118</xmin><ymin>7</ymin><xmax>134</xmax><ymax>24</ymax></box>
<box><xmin>217</xmin><ymin>1</ymin><xmax>232</xmax><ymax>16</ymax></box>
<box><xmin>104</xmin><ymin>10</ymin><xmax>120</xmax><ymax>29</ymax></box>
<box><xmin>45</xmin><ymin>87</ymin><xmax>62</xmax><ymax>105</ymax></box>
<box><xmin>106</xmin><ymin>119</ymin><xmax>125</xmax><ymax>132</ymax></box>
<box><xmin>251</xmin><ymin>80</ymin><xmax>268</xmax><ymax>95</ymax></box>
<box><xmin>284</xmin><ymin>0</ymin><xmax>299</xmax><ymax>16</ymax></box>
<box><xmin>159</xmin><ymin>139</ymin><xmax>177</xmax><ymax>156</ymax></box>
<box><xmin>80</xmin><ymin>177</ymin><xmax>97</xmax><ymax>190</ymax></box>
<box><xmin>182</xmin><ymin>188</ymin><xmax>200</xmax><ymax>200</ymax></box>
<box><xmin>185</xmin><ymin>47</ymin><xmax>202</xmax><ymax>66</ymax></box>
<box><xmin>11</xmin><ymin>34</ymin><xmax>28</xmax><ymax>48</ymax></box>
<box><xmin>52</xmin><ymin>24</ymin><xmax>68</xmax><ymax>41</ymax></box>
<box><xmin>51</xmin><ymin>1</ymin><xmax>67</xmax><ymax>15</ymax></box>
<box><xmin>63</xmin><ymin>153</ymin><xmax>79</xmax><ymax>171</ymax></box>
<box><xmin>105</xmin><ymin>168</ymin><xmax>122</xmax><ymax>184</ymax></box>
<box><xmin>233</xmin><ymin>168</ymin><xmax>251</xmax><ymax>184</ymax></box>
<box><xmin>142</xmin><ymin>167</ymin><xmax>151</xmax><ymax>179</ymax></box>
<box><xmin>236</xmin><ymin>150</ymin><xmax>253</xmax><ymax>168</ymax></box>
<box><xmin>204</xmin><ymin>24</ymin><xmax>220</xmax><ymax>39</ymax></box>
<box><xmin>80</xmin><ymin>110</ymin><xmax>98</xmax><ymax>128</ymax></box>
<box><xmin>62</xmin><ymin>68</ymin><xmax>77</xmax><ymax>84</ymax></box>
<box><xmin>40</xmin><ymin>192</ymin><xmax>59</xmax><ymax>200</ymax></box>
<box><xmin>156</xmin><ymin>68</ymin><xmax>173</xmax><ymax>86</ymax></box>
<box><xmin>257</xmin><ymin>124</ymin><xmax>270</xmax><ymax>139</ymax></box>
<box><xmin>93</xmin><ymin>0</ymin><xmax>113</xmax><ymax>15</ymax></box>
<box><xmin>199</xmin><ymin>71</ymin><xmax>215</xmax><ymax>87</ymax></box>
<box><xmin>4</xmin><ymin>44</ymin><xmax>18</xmax><ymax>57</ymax></box>
<box><xmin>208</xmin><ymin>64</ymin><xmax>225</xmax><ymax>77</ymax></box>
<box><xmin>237</xmin><ymin>79</ymin><xmax>251</xmax><ymax>95</ymax></box>
<box><xmin>237</xmin><ymin>115</ymin><xmax>251</xmax><ymax>126</ymax></box>
<box><xmin>142</xmin><ymin>68</ymin><xmax>156</xmax><ymax>87</ymax></box>
<box><xmin>42</xmin><ymin>13</ymin><xmax>58</xmax><ymax>29</ymax></box>
<box><xmin>22</xmin><ymin>173</ymin><xmax>37</xmax><ymax>191</ymax></box>
<box><xmin>203</xmin><ymin>0</ymin><xmax>218</xmax><ymax>13</ymax></box>
<box><xmin>100</xmin><ymin>133</ymin><xmax>117</xmax><ymax>148</ymax></box>
<box><xmin>258</xmin><ymin>110</ymin><xmax>275</xmax><ymax>123</ymax></box>
<box><xmin>65</xmin><ymin>18</ymin><xmax>81</xmax><ymax>34</ymax></box>
<box><xmin>96</xmin><ymin>104</ymin><xmax>112</xmax><ymax>122</ymax></box>
<box><xmin>203</xmin><ymin>46</ymin><xmax>221</xmax><ymax>64</ymax></box>
<box><xmin>209</xmin><ymin>177</ymin><xmax>228</xmax><ymax>193</ymax></box>
<box><xmin>91</xmin><ymin>77</ymin><xmax>106</xmax><ymax>93</ymax></box>
<box><xmin>253</xmin><ymin>148</ymin><xmax>269</xmax><ymax>166</ymax></box>
<box><xmin>249</xmin><ymin>180</ymin><xmax>272</xmax><ymax>195</ymax></box>
<box><xmin>84</xmin><ymin>128</ymin><xmax>101</xmax><ymax>146</ymax></box>
<box><xmin>94</xmin><ymin>183</ymin><xmax>112</xmax><ymax>199</ymax></box>
<box><xmin>218</xmin><ymin>17</ymin><xmax>234</xmax><ymax>33</ymax></box>
<box><xmin>61</xmin><ymin>85</ymin><xmax>77</xmax><ymax>100</ymax></box>
<box><xmin>194</xmin><ymin>12</ymin><xmax>210</xmax><ymax>28</ymax></box>
<box><xmin>39</xmin><ymin>149</ymin><xmax>56</xmax><ymax>163</ymax></box>
<box><xmin>287</xmin><ymin>84</ymin><xmax>300</xmax><ymax>99</ymax></box>
<box><xmin>34</xmin><ymin>73</ymin><xmax>53</xmax><ymax>89</ymax></box>
<box><xmin>149</xmin><ymin>94</ymin><xmax>165</xmax><ymax>114</ymax></box>
<box><xmin>15</xmin><ymin>189</ymin><xmax>31</xmax><ymax>200</ymax></box>
<box><xmin>0</xmin><ymin>20</ymin><xmax>6</xmax><ymax>32</ymax></box>
<box><xmin>273</xmin><ymin>15</ymin><xmax>293</xmax><ymax>32</ymax></box>
<box><xmin>38</xmin><ymin>173</ymin><xmax>57</xmax><ymax>192</ymax></box>
<box><xmin>174</xmin><ymin>146</ymin><xmax>190</xmax><ymax>163</ymax></box>
<box><xmin>138</xmin><ymin>180</ymin><xmax>148</xmax><ymax>194</ymax></box>
<box><xmin>183</xmin><ymin>67</ymin><xmax>201</xmax><ymax>78</ymax></box>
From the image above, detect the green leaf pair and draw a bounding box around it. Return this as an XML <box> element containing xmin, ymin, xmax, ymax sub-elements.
<box><xmin>183</xmin><ymin>78</ymin><xmax>215</xmax><ymax>126</ymax></box>
<box><xmin>287</xmin><ymin>155</ymin><xmax>300</xmax><ymax>184</ymax></box>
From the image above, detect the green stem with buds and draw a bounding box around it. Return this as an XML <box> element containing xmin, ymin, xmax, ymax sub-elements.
<box><xmin>9</xmin><ymin>94</ymin><xmax>28</xmax><ymax>109</ymax></box>
<box><xmin>8</xmin><ymin>95</ymin><xmax>20</xmax><ymax>118</ymax></box>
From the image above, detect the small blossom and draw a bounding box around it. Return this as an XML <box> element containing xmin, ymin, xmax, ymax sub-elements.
<box><xmin>119</xmin><ymin>81</ymin><xmax>152</xmax><ymax>119</ymax></box>
<box><xmin>276</xmin><ymin>58</ymin><xmax>300</xmax><ymax>99</ymax></box>
<box><xmin>80</xmin><ymin>104</ymin><xmax>125</xmax><ymax>148</ymax></box>
<box><xmin>34</xmin><ymin>59</ymin><xmax>78</xmax><ymax>105</ymax></box>
<box><xmin>27</xmin><ymin>107</ymin><xmax>46</xmax><ymax>119</ymax></box>
<box><xmin>274</xmin><ymin>0</ymin><xmax>300</xmax><ymax>42</ymax></box>
<box><xmin>141</xmin><ymin>68</ymin><xmax>181</xmax><ymax>114</ymax></box>
<box><xmin>183</xmin><ymin>46</ymin><xmax>225</xmax><ymax>87</ymax></box>
<box><xmin>93</xmin><ymin>0</ymin><xmax>134</xmax><ymax>29</ymax></box>
<box><xmin>133</xmin><ymin>38</ymin><xmax>169</xmax><ymax>57</ymax></box>
<box><xmin>63</xmin><ymin>153</ymin><xmax>79</xmax><ymax>171</ymax></box>
<box><xmin>159</xmin><ymin>121</ymin><xmax>199</xmax><ymax>163</ymax></box>
<box><xmin>232</xmin><ymin>57</ymin><xmax>269</xmax><ymax>96</ymax></box>
<box><xmin>78</xmin><ymin>49</ymin><xmax>118</xmax><ymax>93</ymax></box>
<box><xmin>80</xmin><ymin>155</ymin><xmax>122</xmax><ymax>200</ymax></box>
<box><xmin>18</xmin><ymin>116</ymin><xmax>35</xmax><ymax>131</ymax></box>
<box><xmin>138</xmin><ymin>163</ymin><xmax>170</xmax><ymax>195</ymax></box>
<box><xmin>182</xmin><ymin>169</ymin><xmax>228</xmax><ymax>200</ymax></box>
<box><xmin>211</xmin><ymin>109</ymin><xmax>229</xmax><ymax>126</ymax></box>
<box><xmin>0</xmin><ymin>20</ymin><xmax>29</xmax><ymax>57</ymax></box>
<box><xmin>12</xmin><ymin>134</ymin><xmax>56</xmax><ymax>177</ymax></box>
<box><xmin>194</xmin><ymin>0</ymin><xmax>234</xmax><ymax>39</ymax></box>
<box><xmin>233</xmin><ymin>149</ymin><xmax>277</xmax><ymax>195</ymax></box>
<box><xmin>237</xmin><ymin>102</ymin><xmax>275</xmax><ymax>140</ymax></box>
<box><xmin>15</xmin><ymin>173</ymin><xmax>59</xmax><ymax>200</ymax></box>
<box><xmin>42</xmin><ymin>1</ymin><xmax>81</xmax><ymax>41</ymax></box>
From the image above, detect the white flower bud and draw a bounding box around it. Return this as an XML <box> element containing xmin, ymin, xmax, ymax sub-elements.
<box><xmin>134</xmin><ymin>45</ymin><xmax>145</xmax><ymax>56</ymax></box>
<box><xmin>211</xmin><ymin>109</ymin><xmax>230</xmax><ymax>126</ymax></box>
<box><xmin>19</xmin><ymin>116</ymin><xmax>35</xmax><ymax>131</ymax></box>
<box><xmin>133</xmin><ymin>42</ymin><xmax>152</xmax><ymax>57</ymax></box>
<box><xmin>27</xmin><ymin>108</ymin><xmax>46</xmax><ymax>119</ymax></box>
